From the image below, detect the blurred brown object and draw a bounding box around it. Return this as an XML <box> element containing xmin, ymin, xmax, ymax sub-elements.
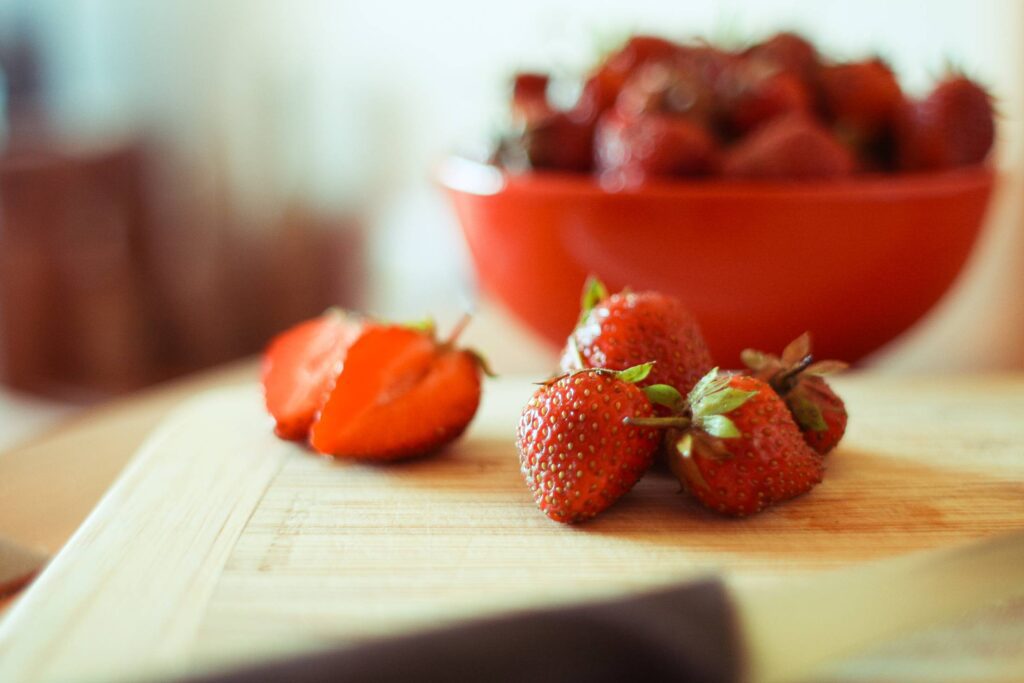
<box><xmin>0</xmin><ymin>135</ymin><xmax>365</xmax><ymax>401</ymax></box>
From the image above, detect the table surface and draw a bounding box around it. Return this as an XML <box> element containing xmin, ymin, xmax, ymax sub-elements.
<box><xmin>0</xmin><ymin>371</ymin><xmax>1023</xmax><ymax>683</ymax></box>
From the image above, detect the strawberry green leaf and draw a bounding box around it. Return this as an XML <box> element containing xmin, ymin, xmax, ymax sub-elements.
<box><xmin>578</xmin><ymin>275</ymin><xmax>609</xmax><ymax>322</ymax></box>
<box><xmin>782</xmin><ymin>332</ymin><xmax>812</xmax><ymax>366</ymax></box>
<box><xmin>806</xmin><ymin>359</ymin><xmax>849</xmax><ymax>376</ymax></box>
<box><xmin>643</xmin><ymin>384</ymin><xmax>684</xmax><ymax>411</ymax></box>
<box><xmin>616</xmin><ymin>362</ymin><xmax>654</xmax><ymax>385</ymax></box>
<box><xmin>694</xmin><ymin>386</ymin><xmax>757</xmax><ymax>419</ymax></box>
<box><xmin>701</xmin><ymin>414</ymin><xmax>742</xmax><ymax>439</ymax></box>
<box><xmin>789</xmin><ymin>393</ymin><xmax>827</xmax><ymax>432</ymax></box>
<box><xmin>687</xmin><ymin>367</ymin><xmax>722</xmax><ymax>406</ymax></box>
<box><xmin>740</xmin><ymin>348</ymin><xmax>772</xmax><ymax>371</ymax></box>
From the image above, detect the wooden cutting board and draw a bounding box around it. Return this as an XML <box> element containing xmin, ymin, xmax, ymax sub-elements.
<box><xmin>0</xmin><ymin>375</ymin><xmax>1022</xmax><ymax>683</ymax></box>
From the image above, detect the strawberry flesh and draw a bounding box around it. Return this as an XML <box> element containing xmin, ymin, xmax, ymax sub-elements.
<box><xmin>310</xmin><ymin>326</ymin><xmax>482</xmax><ymax>460</ymax></box>
<box><xmin>261</xmin><ymin>311</ymin><xmax>364</xmax><ymax>441</ymax></box>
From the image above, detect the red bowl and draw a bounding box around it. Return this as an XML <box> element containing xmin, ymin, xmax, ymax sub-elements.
<box><xmin>441</xmin><ymin>158</ymin><xmax>995</xmax><ymax>365</ymax></box>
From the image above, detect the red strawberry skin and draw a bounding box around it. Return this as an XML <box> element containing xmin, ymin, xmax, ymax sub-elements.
<box><xmin>722</xmin><ymin>115</ymin><xmax>855</xmax><ymax>179</ymax></box>
<box><xmin>673</xmin><ymin>375</ymin><xmax>824</xmax><ymax>517</ymax></box>
<box><xmin>310</xmin><ymin>326</ymin><xmax>481</xmax><ymax>460</ymax></box>
<box><xmin>520</xmin><ymin>112</ymin><xmax>595</xmax><ymax>172</ymax></box>
<box><xmin>718</xmin><ymin>66</ymin><xmax>812</xmax><ymax>135</ymax></box>
<box><xmin>517</xmin><ymin>371</ymin><xmax>660</xmax><ymax>523</ymax></box>
<box><xmin>898</xmin><ymin>75</ymin><xmax>995</xmax><ymax>170</ymax></box>
<box><xmin>595</xmin><ymin>111</ymin><xmax>718</xmax><ymax>185</ymax></box>
<box><xmin>261</xmin><ymin>311</ymin><xmax>364</xmax><ymax>441</ymax></box>
<box><xmin>787</xmin><ymin>376</ymin><xmax>847</xmax><ymax>455</ymax></box>
<box><xmin>511</xmin><ymin>72</ymin><xmax>552</xmax><ymax>125</ymax></box>
<box><xmin>819</xmin><ymin>59</ymin><xmax>903</xmax><ymax>139</ymax></box>
<box><xmin>561</xmin><ymin>291</ymin><xmax>713</xmax><ymax>397</ymax></box>
<box><xmin>744</xmin><ymin>32</ymin><xmax>821</xmax><ymax>88</ymax></box>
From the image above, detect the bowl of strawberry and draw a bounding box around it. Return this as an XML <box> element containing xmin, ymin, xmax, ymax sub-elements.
<box><xmin>442</xmin><ymin>32</ymin><xmax>996</xmax><ymax>365</ymax></box>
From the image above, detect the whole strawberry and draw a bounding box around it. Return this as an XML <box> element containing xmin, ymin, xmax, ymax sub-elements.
<box><xmin>517</xmin><ymin>364</ymin><xmax>663</xmax><ymax>523</ymax></box>
<box><xmin>573</xmin><ymin>36</ymin><xmax>681</xmax><ymax>124</ymax></box>
<box><xmin>717</xmin><ymin>63</ymin><xmax>812</xmax><ymax>135</ymax></box>
<box><xmin>722</xmin><ymin>115</ymin><xmax>855</xmax><ymax>179</ymax></box>
<box><xmin>741</xmin><ymin>333</ymin><xmax>849</xmax><ymax>455</ymax></box>
<box><xmin>560</xmin><ymin>278</ymin><xmax>714</xmax><ymax>397</ymax></box>
<box><xmin>631</xmin><ymin>368</ymin><xmax>824</xmax><ymax>516</ymax></box>
<box><xmin>511</xmin><ymin>72</ymin><xmax>552</xmax><ymax>126</ymax></box>
<box><xmin>517</xmin><ymin>112</ymin><xmax>595</xmax><ymax>172</ymax></box>
<box><xmin>898</xmin><ymin>74</ymin><xmax>995</xmax><ymax>171</ymax></box>
<box><xmin>595</xmin><ymin>110</ymin><xmax>718</xmax><ymax>186</ymax></box>
<box><xmin>819</xmin><ymin>59</ymin><xmax>903</xmax><ymax>140</ymax></box>
<box><xmin>743</xmin><ymin>32</ymin><xmax>821</xmax><ymax>89</ymax></box>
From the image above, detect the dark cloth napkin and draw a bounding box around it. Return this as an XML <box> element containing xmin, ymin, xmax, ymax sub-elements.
<box><xmin>186</xmin><ymin>578</ymin><xmax>742</xmax><ymax>683</ymax></box>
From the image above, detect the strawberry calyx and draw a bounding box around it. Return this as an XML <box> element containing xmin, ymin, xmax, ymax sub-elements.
<box><xmin>741</xmin><ymin>333</ymin><xmax>848</xmax><ymax>433</ymax></box>
<box><xmin>403</xmin><ymin>313</ymin><xmax>497</xmax><ymax>378</ymax></box>
<box><xmin>624</xmin><ymin>367</ymin><xmax>759</xmax><ymax>490</ymax></box>
<box><xmin>577</xmin><ymin>275</ymin><xmax>609</xmax><ymax>325</ymax></box>
<box><xmin>687</xmin><ymin>367</ymin><xmax>757</xmax><ymax>438</ymax></box>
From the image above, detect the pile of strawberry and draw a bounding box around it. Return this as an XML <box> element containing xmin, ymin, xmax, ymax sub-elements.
<box><xmin>495</xmin><ymin>32</ymin><xmax>995</xmax><ymax>184</ymax></box>
<box><xmin>516</xmin><ymin>278</ymin><xmax>848</xmax><ymax>522</ymax></box>
<box><xmin>261</xmin><ymin>311</ymin><xmax>489</xmax><ymax>460</ymax></box>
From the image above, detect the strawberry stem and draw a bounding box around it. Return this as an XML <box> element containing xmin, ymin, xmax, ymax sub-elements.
<box><xmin>776</xmin><ymin>353</ymin><xmax>814</xmax><ymax>391</ymax></box>
<box><xmin>445</xmin><ymin>312</ymin><xmax>473</xmax><ymax>346</ymax></box>
<box><xmin>624</xmin><ymin>416</ymin><xmax>691</xmax><ymax>429</ymax></box>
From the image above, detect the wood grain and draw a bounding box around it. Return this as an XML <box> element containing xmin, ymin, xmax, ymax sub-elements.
<box><xmin>0</xmin><ymin>358</ymin><xmax>256</xmax><ymax>555</ymax></box>
<box><xmin>0</xmin><ymin>374</ymin><xmax>1022</xmax><ymax>682</ymax></box>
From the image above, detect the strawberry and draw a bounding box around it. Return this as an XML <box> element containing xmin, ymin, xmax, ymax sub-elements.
<box><xmin>741</xmin><ymin>332</ymin><xmax>849</xmax><ymax>455</ymax></box>
<box><xmin>594</xmin><ymin>110</ymin><xmax>718</xmax><ymax>185</ymax></box>
<box><xmin>717</xmin><ymin>64</ymin><xmax>812</xmax><ymax>135</ymax></box>
<box><xmin>614</xmin><ymin>62</ymin><xmax>716</xmax><ymax>124</ymax></box>
<box><xmin>604</xmin><ymin>35</ymin><xmax>682</xmax><ymax>75</ymax></box>
<box><xmin>516</xmin><ymin>364</ymin><xmax>663</xmax><ymax>523</ymax></box>
<box><xmin>261</xmin><ymin>309</ymin><xmax>365</xmax><ymax>441</ymax></box>
<box><xmin>511</xmin><ymin>72</ymin><xmax>552</xmax><ymax>126</ymax></box>
<box><xmin>722</xmin><ymin>115</ymin><xmax>855</xmax><ymax>179</ymax></box>
<box><xmin>819</xmin><ymin>59</ymin><xmax>903</xmax><ymax>141</ymax></box>
<box><xmin>560</xmin><ymin>278</ymin><xmax>714</xmax><ymax>397</ymax></box>
<box><xmin>630</xmin><ymin>368</ymin><xmax>824</xmax><ymax>516</ymax></box>
<box><xmin>574</xmin><ymin>64</ymin><xmax>629</xmax><ymax>124</ymax></box>
<box><xmin>573</xmin><ymin>36</ymin><xmax>682</xmax><ymax>123</ymax></box>
<box><xmin>518</xmin><ymin>112</ymin><xmax>595</xmax><ymax>172</ymax></box>
<box><xmin>309</xmin><ymin>319</ymin><xmax>487</xmax><ymax>460</ymax></box>
<box><xmin>743</xmin><ymin>32</ymin><xmax>820</xmax><ymax>88</ymax></box>
<box><xmin>897</xmin><ymin>75</ymin><xmax>996</xmax><ymax>171</ymax></box>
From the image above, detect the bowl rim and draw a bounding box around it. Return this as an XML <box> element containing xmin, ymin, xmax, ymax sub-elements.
<box><xmin>438</xmin><ymin>156</ymin><xmax>995</xmax><ymax>200</ymax></box>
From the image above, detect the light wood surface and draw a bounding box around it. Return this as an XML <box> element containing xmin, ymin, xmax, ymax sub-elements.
<box><xmin>0</xmin><ymin>374</ymin><xmax>1022</xmax><ymax>682</ymax></box>
<box><xmin>0</xmin><ymin>359</ymin><xmax>257</xmax><ymax>555</ymax></box>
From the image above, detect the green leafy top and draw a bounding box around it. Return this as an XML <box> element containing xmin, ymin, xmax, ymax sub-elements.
<box><xmin>615</xmin><ymin>362</ymin><xmax>653</xmax><ymax>384</ymax></box>
<box><xmin>577</xmin><ymin>275</ymin><xmax>609</xmax><ymax>325</ymax></box>
<box><xmin>686</xmin><ymin>368</ymin><xmax>756</xmax><ymax>439</ymax></box>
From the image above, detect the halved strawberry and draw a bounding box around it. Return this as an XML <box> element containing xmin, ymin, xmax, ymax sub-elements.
<box><xmin>261</xmin><ymin>310</ymin><xmax>365</xmax><ymax>441</ymax></box>
<box><xmin>309</xmin><ymin>321</ymin><xmax>485</xmax><ymax>460</ymax></box>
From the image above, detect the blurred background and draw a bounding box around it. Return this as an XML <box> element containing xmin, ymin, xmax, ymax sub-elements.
<box><xmin>0</xmin><ymin>0</ymin><xmax>1022</xmax><ymax>447</ymax></box>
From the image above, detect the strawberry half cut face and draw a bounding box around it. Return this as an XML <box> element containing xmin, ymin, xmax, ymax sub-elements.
<box><xmin>261</xmin><ymin>310</ymin><xmax>365</xmax><ymax>441</ymax></box>
<box><xmin>309</xmin><ymin>325</ymin><xmax>483</xmax><ymax>460</ymax></box>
